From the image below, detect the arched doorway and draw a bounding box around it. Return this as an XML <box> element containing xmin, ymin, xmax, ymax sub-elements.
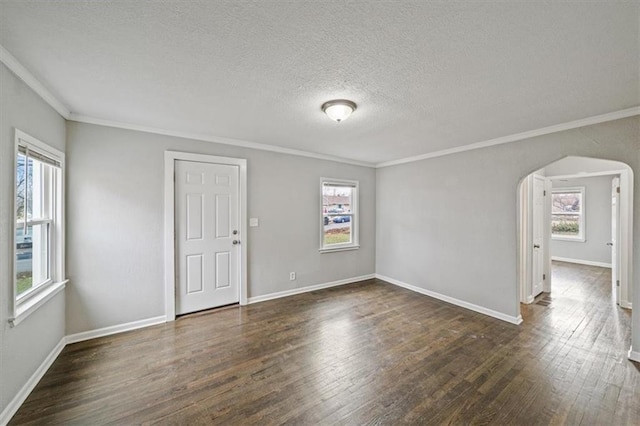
<box><xmin>517</xmin><ymin>156</ymin><xmax>634</xmax><ymax>315</ymax></box>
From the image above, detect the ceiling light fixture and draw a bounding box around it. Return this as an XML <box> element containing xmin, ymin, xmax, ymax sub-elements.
<box><xmin>321</xmin><ymin>99</ymin><xmax>357</xmax><ymax>122</ymax></box>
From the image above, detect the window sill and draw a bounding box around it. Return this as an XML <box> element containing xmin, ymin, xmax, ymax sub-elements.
<box><xmin>319</xmin><ymin>245</ymin><xmax>360</xmax><ymax>253</ymax></box>
<box><xmin>9</xmin><ymin>280</ymin><xmax>68</xmax><ymax>327</ymax></box>
<box><xmin>552</xmin><ymin>236</ymin><xmax>586</xmax><ymax>242</ymax></box>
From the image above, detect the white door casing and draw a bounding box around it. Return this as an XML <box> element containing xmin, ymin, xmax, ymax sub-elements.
<box><xmin>543</xmin><ymin>178</ymin><xmax>552</xmax><ymax>293</ymax></box>
<box><xmin>517</xmin><ymin>175</ymin><xmax>532</xmax><ymax>303</ymax></box>
<box><xmin>164</xmin><ymin>151</ymin><xmax>247</xmax><ymax>321</ymax></box>
<box><xmin>532</xmin><ymin>175</ymin><xmax>545</xmax><ymax>297</ymax></box>
<box><xmin>612</xmin><ymin>176</ymin><xmax>621</xmax><ymax>305</ymax></box>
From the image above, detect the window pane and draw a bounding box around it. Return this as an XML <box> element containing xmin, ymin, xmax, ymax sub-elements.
<box><xmin>552</xmin><ymin>192</ymin><xmax>581</xmax><ymax>214</ymax></box>
<box><xmin>322</xmin><ymin>185</ymin><xmax>353</xmax><ymax>214</ymax></box>
<box><xmin>16</xmin><ymin>153</ymin><xmax>31</xmax><ymax>221</ymax></box>
<box><xmin>551</xmin><ymin>214</ymin><xmax>580</xmax><ymax>236</ymax></box>
<box><xmin>324</xmin><ymin>217</ymin><xmax>352</xmax><ymax>245</ymax></box>
<box><xmin>323</xmin><ymin>184</ymin><xmax>354</xmax><ymax>246</ymax></box>
<box><xmin>17</xmin><ymin>154</ymin><xmax>51</xmax><ymax>221</ymax></box>
<box><xmin>16</xmin><ymin>225</ymin><xmax>33</xmax><ymax>295</ymax></box>
<box><xmin>15</xmin><ymin>223</ymin><xmax>50</xmax><ymax>296</ymax></box>
<box><xmin>31</xmin><ymin>160</ymin><xmax>47</xmax><ymax>220</ymax></box>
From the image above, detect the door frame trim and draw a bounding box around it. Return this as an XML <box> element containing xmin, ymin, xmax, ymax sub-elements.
<box><xmin>531</xmin><ymin>174</ymin><xmax>549</xmax><ymax>298</ymax></box>
<box><xmin>517</xmin><ymin>173</ymin><xmax>552</xmax><ymax>304</ymax></box>
<box><xmin>164</xmin><ymin>150</ymin><xmax>248</xmax><ymax>321</ymax></box>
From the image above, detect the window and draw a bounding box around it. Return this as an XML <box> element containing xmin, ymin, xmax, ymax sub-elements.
<box><xmin>12</xmin><ymin>130</ymin><xmax>66</xmax><ymax>326</ymax></box>
<box><xmin>320</xmin><ymin>178</ymin><xmax>359</xmax><ymax>252</ymax></box>
<box><xmin>551</xmin><ymin>187</ymin><xmax>585</xmax><ymax>241</ymax></box>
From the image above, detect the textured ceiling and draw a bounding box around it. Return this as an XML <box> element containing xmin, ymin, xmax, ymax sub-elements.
<box><xmin>0</xmin><ymin>1</ymin><xmax>638</xmax><ymax>164</ymax></box>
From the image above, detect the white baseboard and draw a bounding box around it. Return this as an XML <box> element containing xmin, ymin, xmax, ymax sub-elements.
<box><xmin>65</xmin><ymin>315</ymin><xmax>167</xmax><ymax>344</ymax></box>
<box><xmin>620</xmin><ymin>301</ymin><xmax>633</xmax><ymax>310</ymax></box>
<box><xmin>551</xmin><ymin>256</ymin><xmax>612</xmax><ymax>268</ymax></box>
<box><xmin>2</xmin><ymin>316</ymin><xmax>168</xmax><ymax>423</ymax></box>
<box><xmin>628</xmin><ymin>347</ymin><xmax>640</xmax><ymax>363</ymax></box>
<box><xmin>376</xmin><ymin>274</ymin><xmax>523</xmax><ymax>325</ymax></box>
<box><xmin>247</xmin><ymin>274</ymin><xmax>376</xmax><ymax>304</ymax></box>
<box><xmin>0</xmin><ymin>336</ymin><xmax>66</xmax><ymax>425</ymax></box>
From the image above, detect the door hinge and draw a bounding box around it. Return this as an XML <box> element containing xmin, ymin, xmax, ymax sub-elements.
<box><xmin>543</xmin><ymin>190</ymin><xmax>546</xmax><ymax>196</ymax></box>
<box><xmin>543</xmin><ymin>274</ymin><xmax>546</xmax><ymax>280</ymax></box>
<box><xmin>617</xmin><ymin>187</ymin><xmax>620</xmax><ymax>194</ymax></box>
<box><xmin>616</xmin><ymin>280</ymin><xmax>620</xmax><ymax>287</ymax></box>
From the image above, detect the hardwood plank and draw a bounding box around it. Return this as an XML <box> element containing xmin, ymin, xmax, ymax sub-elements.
<box><xmin>9</xmin><ymin>262</ymin><xmax>639</xmax><ymax>425</ymax></box>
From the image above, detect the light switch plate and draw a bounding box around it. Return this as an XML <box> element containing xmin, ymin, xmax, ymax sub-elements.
<box><xmin>249</xmin><ymin>218</ymin><xmax>259</xmax><ymax>227</ymax></box>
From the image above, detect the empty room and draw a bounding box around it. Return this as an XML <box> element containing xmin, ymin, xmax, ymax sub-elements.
<box><xmin>1</xmin><ymin>1</ymin><xmax>639</xmax><ymax>424</ymax></box>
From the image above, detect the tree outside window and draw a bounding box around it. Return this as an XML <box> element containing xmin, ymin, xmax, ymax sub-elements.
<box><xmin>551</xmin><ymin>187</ymin><xmax>585</xmax><ymax>241</ymax></box>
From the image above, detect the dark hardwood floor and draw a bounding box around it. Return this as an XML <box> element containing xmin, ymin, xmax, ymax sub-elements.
<box><xmin>10</xmin><ymin>261</ymin><xmax>639</xmax><ymax>425</ymax></box>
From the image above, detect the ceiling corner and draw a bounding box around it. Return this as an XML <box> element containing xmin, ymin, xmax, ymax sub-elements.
<box><xmin>0</xmin><ymin>43</ymin><xmax>71</xmax><ymax>119</ymax></box>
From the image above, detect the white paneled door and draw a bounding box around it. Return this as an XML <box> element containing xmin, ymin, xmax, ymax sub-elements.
<box><xmin>532</xmin><ymin>175</ymin><xmax>545</xmax><ymax>297</ymax></box>
<box><xmin>611</xmin><ymin>177</ymin><xmax>620</xmax><ymax>305</ymax></box>
<box><xmin>175</xmin><ymin>160</ymin><xmax>240</xmax><ymax>315</ymax></box>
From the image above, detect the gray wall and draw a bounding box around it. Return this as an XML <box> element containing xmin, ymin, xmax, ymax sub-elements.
<box><xmin>0</xmin><ymin>63</ymin><xmax>67</xmax><ymax>415</ymax></box>
<box><xmin>376</xmin><ymin>117</ymin><xmax>639</xmax><ymax>327</ymax></box>
<box><xmin>2</xmin><ymin>68</ymin><xmax>639</xmax><ymax>415</ymax></box>
<box><xmin>551</xmin><ymin>176</ymin><xmax>613</xmax><ymax>265</ymax></box>
<box><xmin>65</xmin><ymin>122</ymin><xmax>376</xmax><ymax>335</ymax></box>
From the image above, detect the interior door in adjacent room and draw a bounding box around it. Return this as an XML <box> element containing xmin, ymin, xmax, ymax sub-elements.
<box><xmin>532</xmin><ymin>175</ymin><xmax>545</xmax><ymax>297</ymax></box>
<box><xmin>611</xmin><ymin>176</ymin><xmax>621</xmax><ymax>305</ymax></box>
<box><xmin>175</xmin><ymin>160</ymin><xmax>240</xmax><ymax>315</ymax></box>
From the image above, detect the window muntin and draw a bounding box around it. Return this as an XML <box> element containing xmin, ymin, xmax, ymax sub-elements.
<box><xmin>551</xmin><ymin>187</ymin><xmax>585</xmax><ymax>241</ymax></box>
<box><xmin>13</xmin><ymin>131</ymin><xmax>64</xmax><ymax>316</ymax></box>
<box><xmin>320</xmin><ymin>179</ymin><xmax>359</xmax><ymax>251</ymax></box>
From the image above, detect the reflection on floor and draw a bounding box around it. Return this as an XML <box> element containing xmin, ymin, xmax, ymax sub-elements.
<box><xmin>10</xmin><ymin>262</ymin><xmax>639</xmax><ymax>425</ymax></box>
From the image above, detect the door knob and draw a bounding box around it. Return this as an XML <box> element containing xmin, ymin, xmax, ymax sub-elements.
<box><xmin>533</xmin><ymin>244</ymin><xmax>540</xmax><ymax>249</ymax></box>
<box><xmin>232</xmin><ymin>240</ymin><xmax>240</xmax><ymax>245</ymax></box>
<box><xmin>606</xmin><ymin>242</ymin><xmax>613</xmax><ymax>246</ymax></box>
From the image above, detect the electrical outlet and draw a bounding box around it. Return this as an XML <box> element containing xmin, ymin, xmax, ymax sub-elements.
<box><xmin>289</xmin><ymin>272</ymin><xmax>296</xmax><ymax>281</ymax></box>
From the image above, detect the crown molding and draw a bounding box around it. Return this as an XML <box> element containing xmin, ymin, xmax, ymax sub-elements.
<box><xmin>68</xmin><ymin>113</ymin><xmax>375</xmax><ymax>168</ymax></box>
<box><xmin>0</xmin><ymin>44</ymin><xmax>71</xmax><ymax>119</ymax></box>
<box><xmin>376</xmin><ymin>106</ymin><xmax>640</xmax><ymax>168</ymax></box>
<box><xmin>0</xmin><ymin>43</ymin><xmax>372</xmax><ymax>167</ymax></box>
<box><xmin>70</xmin><ymin>106</ymin><xmax>640</xmax><ymax>170</ymax></box>
<box><xmin>3</xmin><ymin>41</ymin><xmax>637</xmax><ymax>169</ymax></box>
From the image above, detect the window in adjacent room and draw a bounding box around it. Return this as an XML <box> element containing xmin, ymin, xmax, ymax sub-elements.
<box><xmin>320</xmin><ymin>178</ymin><xmax>359</xmax><ymax>252</ymax></box>
<box><xmin>12</xmin><ymin>129</ymin><xmax>66</xmax><ymax>326</ymax></box>
<box><xmin>551</xmin><ymin>187</ymin><xmax>585</xmax><ymax>241</ymax></box>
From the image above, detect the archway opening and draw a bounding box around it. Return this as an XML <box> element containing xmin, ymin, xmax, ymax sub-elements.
<box><xmin>517</xmin><ymin>156</ymin><xmax>633</xmax><ymax>324</ymax></box>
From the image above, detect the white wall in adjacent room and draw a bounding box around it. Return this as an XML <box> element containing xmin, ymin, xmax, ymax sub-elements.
<box><xmin>551</xmin><ymin>176</ymin><xmax>613</xmax><ymax>266</ymax></box>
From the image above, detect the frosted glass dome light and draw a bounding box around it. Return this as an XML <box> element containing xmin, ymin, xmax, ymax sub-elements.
<box><xmin>322</xmin><ymin>99</ymin><xmax>357</xmax><ymax>122</ymax></box>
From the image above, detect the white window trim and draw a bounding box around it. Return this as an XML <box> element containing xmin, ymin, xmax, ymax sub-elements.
<box><xmin>551</xmin><ymin>186</ymin><xmax>586</xmax><ymax>242</ymax></box>
<box><xmin>319</xmin><ymin>177</ymin><xmax>360</xmax><ymax>253</ymax></box>
<box><xmin>10</xmin><ymin>129</ymin><xmax>67</xmax><ymax>327</ymax></box>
